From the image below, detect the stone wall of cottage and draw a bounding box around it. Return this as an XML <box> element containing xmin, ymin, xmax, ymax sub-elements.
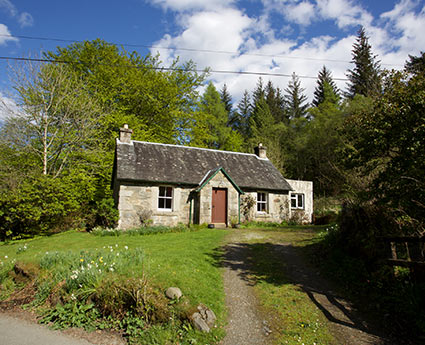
<box><xmin>241</xmin><ymin>191</ymin><xmax>290</xmax><ymax>223</ymax></box>
<box><xmin>286</xmin><ymin>179</ymin><xmax>314</xmax><ymax>223</ymax></box>
<box><xmin>198</xmin><ymin>171</ymin><xmax>239</xmax><ymax>225</ymax></box>
<box><xmin>117</xmin><ymin>183</ymin><xmax>194</xmax><ymax>229</ymax></box>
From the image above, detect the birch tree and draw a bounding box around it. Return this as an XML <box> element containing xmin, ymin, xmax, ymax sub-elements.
<box><xmin>1</xmin><ymin>61</ymin><xmax>104</xmax><ymax>177</ymax></box>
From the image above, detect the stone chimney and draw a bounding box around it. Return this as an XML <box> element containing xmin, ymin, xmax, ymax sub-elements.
<box><xmin>119</xmin><ymin>124</ymin><xmax>133</xmax><ymax>143</ymax></box>
<box><xmin>255</xmin><ymin>143</ymin><xmax>267</xmax><ymax>158</ymax></box>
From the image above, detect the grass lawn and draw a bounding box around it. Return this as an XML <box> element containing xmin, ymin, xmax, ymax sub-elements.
<box><xmin>0</xmin><ymin>228</ymin><xmax>228</xmax><ymax>344</ymax></box>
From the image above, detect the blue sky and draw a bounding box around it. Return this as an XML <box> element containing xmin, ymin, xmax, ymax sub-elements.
<box><xmin>1</xmin><ymin>0</ymin><xmax>425</xmax><ymax>115</ymax></box>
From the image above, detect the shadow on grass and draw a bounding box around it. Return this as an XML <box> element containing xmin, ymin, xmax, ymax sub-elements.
<box><xmin>209</xmin><ymin>240</ymin><xmax>398</xmax><ymax>344</ymax></box>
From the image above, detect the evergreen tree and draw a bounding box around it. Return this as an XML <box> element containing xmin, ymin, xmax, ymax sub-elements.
<box><xmin>405</xmin><ymin>51</ymin><xmax>425</xmax><ymax>75</ymax></box>
<box><xmin>192</xmin><ymin>82</ymin><xmax>243</xmax><ymax>151</ymax></box>
<box><xmin>284</xmin><ymin>73</ymin><xmax>309</xmax><ymax>119</ymax></box>
<box><xmin>220</xmin><ymin>83</ymin><xmax>233</xmax><ymax>114</ymax></box>
<box><xmin>313</xmin><ymin>66</ymin><xmax>340</xmax><ymax>107</ymax></box>
<box><xmin>233</xmin><ymin>90</ymin><xmax>251</xmax><ymax>136</ymax></box>
<box><xmin>249</xmin><ymin>97</ymin><xmax>286</xmax><ymax>169</ymax></box>
<box><xmin>346</xmin><ymin>26</ymin><xmax>381</xmax><ymax>98</ymax></box>
<box><xmin>251</xmin><ymin>77</ymin><xmax>265</xmax><ymax>107</ymax></box>
<box><xmin>265</xmin><ymin>80</ymin><xmax>287</xmax><ymax>123</ymax></box>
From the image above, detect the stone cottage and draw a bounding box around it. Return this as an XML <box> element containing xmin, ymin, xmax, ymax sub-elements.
<box><xmin>112</xmin><ymin>125</ymin><xmax>313</xmax><ymax>229</ymax></box>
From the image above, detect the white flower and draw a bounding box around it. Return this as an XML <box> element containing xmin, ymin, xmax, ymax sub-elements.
<box><xmin>71</xmin><ymin>293</ymin><xmax>76</xmax><ymax>300</ymax></box>
<box><xmin>124</xmin><ymin>246</ymin><xmax>128</xmax><ymax>250</ymax></box>
<box><xmin>4</xmin><ymin>256</ymin><xmax>7</xmax><ymax>259</ymax></box>
<box><xmin>115</xmin><ymin>244</ymin><xmax>118</xmax><ymax>248</ymax></box>
<box><xmin>116</xmin><ymin>253</ymin><xmax>119</xmax><ymax>256</ymax></box>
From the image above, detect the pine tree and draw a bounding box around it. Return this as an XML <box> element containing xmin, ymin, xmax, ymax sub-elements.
<box><xmin>313</xmin><ymin>66</ymin><xmax>340</xmax><ymax>107</ymax></box>
<box><xmin>284</xmin><ymin>73</ymin><xmax>309</xmax><ymax>119</ymax></box>
<box><xmin>233</xmin><ymin>90</ymin><xmax>251</xmax><ymax>136</ymax></box>
<box><xmin>346</xmin><ymin>26</ymin><xmax>381</xmax><ymax>98</ymax></box>
<box><xmin>251</xmin><ymin>77</ymin><xmax>265</xmax><ymax>107</ymax></box>
<box><xmin>405</xmin><ymin>51</ymin><xmax>425</xmax><ymax>75</ymax></box>
<box><xmin>220</xmin><ymin>83</ymin><xmax>233</xmax><ymax>114</ymax></box>
<box><xmin>265</xmin><ymin>80</ymin><xmax>287</xmax><ymax>123</ymax></box>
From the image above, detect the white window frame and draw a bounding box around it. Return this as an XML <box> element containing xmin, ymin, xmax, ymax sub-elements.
<box><xmin>257</xmin><ymin>192</ymin><xmax>268</xmax><ymax>213</ymax></box>
<box><xmin>291</xmin><ymin>193</ymin><xmax>304</xmax><ymax>210</ymax></box>
<box><xmin>158</xmin><ymin>186</ymin><xmax>173</xmax><ymax>211</ymax></box>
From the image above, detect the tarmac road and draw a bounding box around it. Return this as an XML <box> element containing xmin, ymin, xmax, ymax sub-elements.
<box><xmin>0</xmin><ymin>313</ymin><xmax>92</xmax><ymax>345</ymax></box>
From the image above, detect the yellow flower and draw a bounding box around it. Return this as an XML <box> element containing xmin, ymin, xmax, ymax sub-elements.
<box><xmin>80</xmin><ymin>258</ymin><xmax>84</xmax><ymax>262</ymax></box>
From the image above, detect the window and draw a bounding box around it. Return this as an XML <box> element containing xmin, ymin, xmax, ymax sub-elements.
<box><xmin>158</xmin><ymin>186</ymin><xmax>173</xmax><ymax>210</ymax></box>
<box><xmin>257</xmin><ymin>192</ymin><xmax>267</xmax><ymax>212</ymax></box>
<box><xmin>291</xmin><ymin>193</ymin><xmax>304</xmax><ymax>209</ymax></box>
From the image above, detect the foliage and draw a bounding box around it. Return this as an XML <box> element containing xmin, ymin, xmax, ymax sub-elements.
<box><xmin>346</xmin><ymin>26</ymin><xmax>381</xmax><ymax>98</ymax></box>
<box><xmin>0</xmin><ymin>174</ymin><xmax>95</xmax><ymax>240</ymax></box>
<box><xmin>405</xmin><ymin>51</ymin><xmax>425</xmax><ymax>75</ymax></box>
<box><xmin>192</xmin><ymin>82</ymin><xmax>243</xmax><ymax>151</ymax></box>
<box><xmin>314</xmin><ymin>222</ymin><xmax>425</xmax><ymax>338</ymax></box>
<box><xmin>284</xmin><ymin>73</ymin><xmax>309</xmax><ymax>119</ymax></box>
<box><xmin>312</xmin><ymin>66</ymin><xmax>340</xmax><ymax>107</ymax></box>
<box><xmin>46</xmin><ymin>39</ymin><xmax>207</xmax><ymax>148</ymax></box>
<box><xmin>220</xmin><ymin>83</ymin><xmax>233</xmax><ymax>115</ymax></box>
<box><xmin>343</xmin><ymin>70</ymin><xmax>425</xmax><ymax>233</ymax></box>
<box><xmin>241</xmin><ymin>194</ymin><xmax>256</xmax><ymax>222</ymax></box>
<box><xmin>91</xmin><ymin>224</ymin><xmax>195</xmax><ymax>237</ymax></box>
<box><xmin>41</xmin><ymin>302</ymin><xmax>100</xmax><ymax>331</ymax></box>
<box><xmin>232</xmin><ymin>89</ymin><xmax>251</xmax><ymax>136</ymax></box>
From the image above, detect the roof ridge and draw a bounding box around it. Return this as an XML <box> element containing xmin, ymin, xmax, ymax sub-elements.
<box><xmin>126</xmin><ymin>139</ymin><xmax>265</xmax><ymax>158</ymax></box>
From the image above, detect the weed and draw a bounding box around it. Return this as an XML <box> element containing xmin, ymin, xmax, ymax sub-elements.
<box><xmin>40</xmin><ymin>302</ymin><xmax>100</xmax><ymax>331</ymax></box>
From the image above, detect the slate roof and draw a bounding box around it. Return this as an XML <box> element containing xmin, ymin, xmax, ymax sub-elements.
<box><xmin>114</xmin><ymin>139</ymin><xmax>293</xmax><ymax>192</ymax></box>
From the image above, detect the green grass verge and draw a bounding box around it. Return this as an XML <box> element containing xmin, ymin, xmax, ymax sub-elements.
<box><xmin>0</xmin><ymin>228</ymin><xmax>227</xmax><ymax>344</ymax></box>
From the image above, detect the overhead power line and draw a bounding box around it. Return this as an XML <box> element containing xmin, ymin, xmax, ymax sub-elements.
<box><xmin>0</xmin><ymin>33</ymin><xmax>403</xmax><ymax>67</ymax></box>
<box><xmin>0</xmin><ymin>55</ymin><xmax>351</xmax><ymax>81</ymax></box>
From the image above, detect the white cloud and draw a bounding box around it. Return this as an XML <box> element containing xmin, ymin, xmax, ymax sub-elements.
<box><xmin>0</xmin><ymin>23</ymin><xmax>18</xmax><ymax>45</ymax></box>
<box><xmin>285</xmin><ymin>1</ymin><xmax>316</xmax><ymax>25</ymax></box>
<box><xmin>316</xmin><ymin>0</ymin><xmax>372</xmax><ymax>28</ymax></box>
<box><xmin>0</xmin><ymin>0</ymin><xmax>17</xmax><ymax>16</ymax></box>
<box><xmin>380</xmin><ymin>0</ymin><xmax>425</xmax><ymax>52</ymax></box>
<box><xmin>18</xmin><ymin>12</ymin><xmax>34</xmax><ymax>28</ymax></box>
<box><xmin>149</xmin><ymin>0</ymin><xmax>423</xmax><ymax>104</ymax></box>
<box><xmin>0</xmin><ymin>0</ymin><xmax>33</xmax><ymax>28</ymax></box>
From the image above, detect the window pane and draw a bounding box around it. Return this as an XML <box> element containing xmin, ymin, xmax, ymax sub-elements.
<box><xmin>159</xmin><ymin>186</ymin><xmax>165</xmax><ymax>197</ymax></box>
<box><xmin>166</xmin><ymin>187</ymin><xmax>172</xmax><ymax>197</ymax></box>
<box><xmin>291</xmin><ymin>197</ymin><xmax>297</xmax><ymax>208</ymax></box>
<box><xmin>165</xmin><ymin>198</ymin><xmax>172</xmax><ymax>209</ymax></box>
<box><xmin>298</xmin><ymin>194</ymin><xmax>303</xmax><ymax>208</ymax></box>
<box><xmin>158</xmin><ymin>198</ymin><xmax>165</xmax><ymax>209</ymax></box>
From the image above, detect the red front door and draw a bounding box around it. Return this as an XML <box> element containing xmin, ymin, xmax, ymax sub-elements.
<box><xmin>212</xmin><ymin>188</ymin><xmax>227</xmax><ymax>224</ymax></box>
